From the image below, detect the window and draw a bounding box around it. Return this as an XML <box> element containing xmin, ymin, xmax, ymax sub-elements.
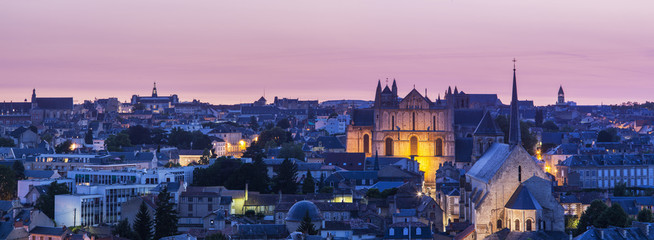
<box><xmin>435</xmin><ymin>138</ymin><xmax>443</xmax><ymax>156</ymax></box>
<box><xmin>363</xmin><ymin>134</ymin><xmax>370</xmax><ymax>154</ymax></box>
<box><xmin>385</xmin><ymin>138</ymin><xmax>393</xmax><ymax>156</ymax></box>
<box><xmin>497</xmin><ymin>219</ymin><xmax>502</xmax><ymax>229</ymax></box>
<box><xmin>518</xmin><ymin>166</ymin><xmax>522</xmax><ymax>182</ymax></box>
<box><xmin>526</xmin><ymin>219</ymin><xmax>532</xmax><ymax>231</ymax></box>
<box><xmin>416</xmin><ymin>227</ymin><xmax>422</xmax><ymax>235</ymax></box>
<box><xmin>410</xmin><ymin>136</ymin><xmax>418</xmax><ymax>156</ymax></box>
<box><xmin>412</xmin><ymin>112</ymin><xmax>416</xmax><ymax>130</ymax></box>
<box><xmin>403</xmin><ymin>227</ymin><xmax>409</xmax><ymax>235</ymax></box>
<box><xmin>433</xmin><ymin>116</ymin><xmax>436</xmax><ymax>131</ymax></box>
<box><xmin>392</xmin><ymin>116</ymin><xmax>395</xmax><ymax>130</ymax></box>
<box><xmin>208</xmin><ymin>204</ymin><xmax>212</xmax><ymax>211</ymax></box>
<box><xmin>188</xmin><ymin>204</ymin><xmax>193</xmax><ymax>211</ymax></box>
<box><xmin>515</xmin><ymin>219</ymin><xmax>520</xmax><ymax>231</ymax></box>
<box><xmin>389</xmin><ymin>228</ymin><xmax>394</xmax><ymax>236</ymax></box>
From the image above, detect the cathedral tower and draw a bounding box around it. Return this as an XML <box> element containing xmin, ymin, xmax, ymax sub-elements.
<box><xmin>557</xmin><ymin>85</ymin><xmax>565</xmax><ymax>105</ymax></box>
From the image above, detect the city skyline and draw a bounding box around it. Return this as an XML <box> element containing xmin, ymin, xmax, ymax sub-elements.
<box><xmin>1</xmin><ymin>0</ymin><xmax>652</xmax><ymax>106</ymax></box>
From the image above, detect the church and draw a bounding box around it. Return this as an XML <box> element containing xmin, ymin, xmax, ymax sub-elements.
<box><xmin>346</xmin><ymin>79</ymin><xmax>456</xmax><ymax>194</ymax></box>
<box><xmin>461</xmin><ymin>66</ymin><xmax>564</xmax><ymax>239</ymax></box>
<box><xmin>130</xmin><ymin>83</ymin><xmax>179</xmax><ymax>113</ymax></box>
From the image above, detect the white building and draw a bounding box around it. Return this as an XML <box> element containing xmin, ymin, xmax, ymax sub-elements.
<box><xmin>315</xmin><ymin>115</ymin><xmax>351</xmax><ymax>135</ymax></box>
<box><xmin>55</xmin><ymin>194</ymin><xmax>103</xmax><ymax>227</ymax></box>
<box><xmin>76</xmin><ymin>184</ymin><xmax>157</xmax><ymax>223</ymax></box>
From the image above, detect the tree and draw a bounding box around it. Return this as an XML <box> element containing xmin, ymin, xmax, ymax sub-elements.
<box><xmin>597</xmin><ymin>128</ymin><xmax>620</xmax><ymax>142</ymax></box>
<box><xmin>35</xmin><ymin>181</ymin><xmax>70</xmax><ymax>219</ymax></box>
<box><xmin>614</xmin><ymin>181</ymin><xmax>629</xmax><ymax>196</ymax></box>
<box><xmin>55</xmin><ymin>140</ymin><xmax>74</xmax><ymax>154</ymax></box>
<box><xmin>575</xmin><ymin>200</ymin><xmax>608</xmax><ymax>236</ymax></box>
<box><xmin>199</xmin><ymin>148</ymin><xmax>211</xmax><ymax>165</ymax></box>
<box><xmin>534</xmin><ymin>109</ymin><xmax>544</xmax><ymax>126</ymax></box>
<box><xmin>250</xmin><ymin>157</ymin><xmax>271</xmax><ymax>193</ymax></box>
<box><xmin>542</xmin><ymin>121</ymin><xmax>559</xmax><ymax>132</ymax></box>
<box><xmin>112</xmin><ymin>218</ymin><xmax>135</xmax><ymax>239</ymax></box>
<box><xmin>254</xmin><ymin>127</ymin><xmax>292</xmax><ymax>148</ymax></box>
<box><xmin>12</xmin><ymin>160</ymin><xmax>25</xmax><ymax>181</ymax></box>
<box><xmin>381</xmin><ymin>188</ymin><xmax>398</xmax><ymax>198</ymax></box>
<box><xmin>272</xmin><ymin>158</ymin><xmax>298</xmax><ymax>194</ymax></box>
<box><xmin>366</xmin><ymin>188</ymin><xmax>382</xmax><ymax>199</ymax></box>
<box><xmin>0</xmin><ymin>165</ymin><xmax>17</xmax><ymax>200</ymax></box>
<box><xmin>520</xmin><ymin>121</ymin><xmax>538</xmax><ymax>155</ymax></box>
<box><xmin>85</xmin><ymin>128</ymin><xmax>94</xmax><ymax>144</ymax></box>
<box><xmin>193</xmin><ymin>157</ymin><xmax>242</xmax><ymax>186</ymax></box>
<box><xmin>319</xmin><ymin>186</ymin><xmax>334</xmax><ymax>194</ymax></box>
<box><xmin>302</xmin><ymin>171</ymin><xmax>315</xmax><ymax>194</ymax></box>
<box><xmin>296</xmin><ymin>211</ymin><xmax>318</xmax><ymax>235</ymax></box>
<box><xmin>132</xmin><ymin>103</ymin><xmax>146</xmax><ymax>112</ymax></box>
<box><xmin>249</xmin><ymin>116</ymin><xmax>260</xmax><ymax>131</ymax></box>
<box><xmin>133</xmin><ymin>201</ymin><xmax>153</xmax><ymax>240</ymax></box>
<box><xmin>277</xmin><ymin>118</ymin><xmax>291</xmax><ymax>129</ymax></box>
<box><xmin>206</xmin><ymin>232</ymin><xmax>228</xmax><ymax>240</ymax></box>
<box><xmin>128</xmin><ymin>125</ymin><xmax>152</xmax><ymax>145</ymax></box>
<box><xmin>0</xmin><ymin>137</ymin><xmax>15</xmax><ymax>147</ymax></box>
<box><xmin>595</xmin><ymin>204</ymin><xmax>629</xmax><ymax>228</ymax></box>
<box><xmin>106</xmin><ymin>132</ymin><xmax>133</xmax><ymax>152</ymax></box>
<box><xmin>638</xmin><ymin>209</ymin><xmax>653</xmax><ymax>222</ymax></box>
<box><xmin>154</xmin><ymin>187</ymin><xmax>178</xmax><ymax>239</ymax></box>
<box><xmin>279</xmin><ymin>143</ymin><xmax>305</xmax><ymax>160</ymax></box>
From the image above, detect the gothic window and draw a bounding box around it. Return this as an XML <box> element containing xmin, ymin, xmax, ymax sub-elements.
<box><xmin>410</xmin><ymin>136</ymin><xmax>418</xmax><ymax>156</ymax></box>
<box><xmin>392</xmin><ymin>115</ymin><xmax>395</xmax><ymax>130</ymax></box>
<box><xmin>416</xmin><ymin>227</ymin><xmax>422</xmax><ymax>235</ymax></box>
<box><xmin>389</xmin><ymin>228</ymin><xmax>394</xmax><ymax>236</ymax></box>
<box><xmin>403</xmin><ymin>228</ymin><xmax>409</xmax><ymax>235</ymax></box>
<box><xmin>412</xmin><ymin>112</ymin><xmax>416</xmax><ymax>130</ymax></box>
<box><xmin>385</xmin><ymin>138</ymin><xmax>393</xmax><ymax>156</ymax></box>
<box><xmin>515</xmin><ymin>219</ymin><xmax>520</xmax><ymax>231</ymax></box>
<box><xmin>363</xmin><ymin>134</ymin><xmax>370</xmax><ymax>154</ymax></box>
<box><xmin>497</xmin><ymin>219</ymin><xmax>502</xmax><ymax>229</ymax></box>
<box><xmin>435</xmin><ymin>138</ymin><xmax>443</xmax><ymax>156</ymax></box>
<box><xmin>526</xmin><ymin>219</ymin><xmax>532</xmax><ymax>231</ymax></box>
<box><xmin>519</xmin><ymin>166</ymin><xmax>522</xmax><ymax>182</ymax></box>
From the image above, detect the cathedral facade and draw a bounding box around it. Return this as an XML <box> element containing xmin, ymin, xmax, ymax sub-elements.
<box><xmin>346</xmin><ymin>80</ymin><xmax>455</xmax><ymax>193</ymax></box>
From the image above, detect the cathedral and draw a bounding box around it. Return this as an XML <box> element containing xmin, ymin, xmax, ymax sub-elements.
<box><xmin>346</xmin><ymin>79</ymin><xmax>456</xmax><ymax>194</ymax></box>
<box><xmin>461</xmin><ymin>65</ymin><xmax>564</xmax><ymax>239</ymax></box>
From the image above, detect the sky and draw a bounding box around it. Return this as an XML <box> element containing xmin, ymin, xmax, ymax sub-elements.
<box><xmin>1</xmin><ymin>0</ymin><xmax>652</xmax><ymax>106</ymax></box>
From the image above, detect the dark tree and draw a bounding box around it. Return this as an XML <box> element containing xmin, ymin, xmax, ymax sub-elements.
<box><xmin>520</xmin><ymin>121</ymin><xmax>538</xmax><ymax>155</ymax></box>
<box><xmin>277</xmin><ymin>118</ymin><xmax>291</xmax><ymax>129</ymax></box>
<box><xmin>199</xmin><ymin>148</ymin><xmax>211</xmax><ymax>165</ymax></box>
<box><xmin>249</xmin><ymin>116</ymin><xmax>260</xmax><ymax>131</ymax></box>
<box><xmin>12</xmin><ymin>160</ymin><xmax>25</xmax><ymax>181</ymax></box>
<box><xmin>154</xmin><ymin>187</ymin><xmax>178</xmax><ymax>239</ymax></box>
<box><xmin>128</xmin><ymin>125</ymin><xmax>152</xmax><ymax>145</ymax></box>
<box><xmin>302</xmin><ymin>171</ymin><xmax>315</xmax><ymax>194</ymax></box>
<box><xmin>35</xmin><ymin>181</ymin><xmax>70</xmax><ymax>219</ymax></box>
<box><xmin>495</xmin><ymin>115</ymin><xmax>509</xmax><ymax>143</ymax></box>
<box><xmin>597</xmin><ymin>128</ymin><xmax>620</xmax><ymax>142</ymax></box>
<box><xmin>575</xmin><ymin>200</ymin><xmax>608</xmax><ymax>236</ymax></box>
<box><xmin>0</xmin><ymin>165</ymin><xmax>17</xmax><ymax>200</ymax></box>
<box><xmin>85</xmin><ymin>128</ymin><xmax>94</xmax><ymax>144</ymax></box>
<box><xmin>272</xmin><ymin>158</ymin><xmax>298</xmax><ymax>194</ymax></box>
<box><xmin>296</xmin><ymin>211</ymin><xmax>318</xmax><ymax>235</ymax></box>
<box><xmin>317</xmin><ymin>173</ymin><xmax>325</xmax><ymax>191</ymax></box>
<box><xmin>55</xmin><ymin>140</ymin><xmax>74</xmax><ymax>154</ymax></box>
<box><xmin>255</xmin><ymin>127</ymin><xmax>292</xmax><ymax>148</ymax></box>
<box><xmin>595</xmin><ymin>204</ymin><xmax>629</xmax><ymax>228</ymax></box>
<box><xmin>168</xmin><ymin>128</ymin><xmax>212</xmax><ymax>150</ymax></box>
<box><xmin>319</xmin><ymin>186</ymin><xmax>334</xmax><ymax>194</ymax></box>
<box><xmin>638</xmin><ymin>209</ymin><xmax>653</xmax><ymax>222</ymax></box>
<box><xmin>381</xmin><ymin>188</ymin><xmax>398</xmax><ymax>198</ymax></box>
<box><xmin>112</xmin><ymin>218</ymin><xmax>135</xmax><ymax>239</ymax></box>
<box><xmin>542</xmin><ymin>121</ymin><xmax>559</xmax><ymax>132</ymax></box>
<box><xmin>150</xmin><ymin>128</ymin><xmax>168</xmax><ymax>145</ymax></box>
<box><xmin>0</xmin><ymin>137</ymin><xmax>16</xmax><ymax>147</ymax></box>
<box><xmin>206</xmin><ymin>232</ymin><xmax>228</xmax><ymax>240</ymax></box>
<box><xmin>366</xmin><ymin>188</ymin><xmax>382</xmax><ymax>199</ymax></box>
<box><xmin>106</xmin><ymin>132</ymin><xmax>133</xmax><ymax>152</ymax></box>
<box><xmin>279</xmin><ymin>143</ymin><xmax>306</xmax><ymax>160</ymax></box>
<box><xmin>250</xmin><ymin>157</ymin><xmax>271</xmax><ymax>193</ymax></box>
<box><xmin>535</xmin><ymin>109</ymin><xmax>544</xmax><ymax>126</ymax></box>
<box><xmin>132</xmin><ymin>103</ymin><xmax>146</xmax><ymax>111</ymax></box>
<box><xmin>193</xmin><ymin>157</ymin><xmax>242</xmax><ymax>186</ymax></box>
<box><xmin>614</xmin><ymin>181</ymin><xmax>629</xmax><ymax>196</ymax></box>
<box><xmin>133</xmin><ymin>201</ymin><xmax>153</xmax><ymax>240</ymax></box>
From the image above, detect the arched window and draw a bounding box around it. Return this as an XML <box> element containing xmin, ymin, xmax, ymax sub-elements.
<box><xmin>433</xmin><ymin>115</ymin><xmax>436</xmax><ymax>131</ymax></box>
<box><xmin>518</xmin><ymin>166</ymin><xmax>522</xmax><ymax>182</ymax></box>
<box><xmin>363</xmin><ymin>134</ymin><xmax>370</xmax><ymax>154</ymax></box>
<box><xmin>416</xmin><ymin>227</ymin><xmax>422</xmax><ymax>235</ymax></box>
<box><xmin>392</xmin><ymin>116</ymin><xmax>395</xmax><ymax>130</ymax></box>
<box><xmin>389</xmin><ymin>228</ymin><xmax>394</xmax><ymax>236</ymax></box>
<box><xmin>515</xmin><ymin>219</ymin><xmax>520</xmax><ymax>231</ymax></box>
<box><xmin>526</xmin><ymin>219</ymin><xmax>532</xmax><ymax>231</ymax></box>
<box><xmin>412</xmin><ymin>112</ymin><xmax>416</xmax><ymax>130</ymax></box>
<box><xmin>403</xmin><ymin>228</ymin><xmax>409</xmax><ymax>235</ymax></box>
<box><xmin>435</xmin><ymin>138</ymin><xmax>443</xmax><ymax>156</ymax></box>
<box><xmin>497</xmin><ymin>219</ymin><xmax>502</xmax><ymax>229</ymax></box>
<box><xmin>385</xmin><ymin>138</ymin><xmax>393</xmax><ymax>156</ymax></box>
<box><xmin>410</xmin><ymin>136</ymin><xmax>418</xmax><ymax>156</ymax></box>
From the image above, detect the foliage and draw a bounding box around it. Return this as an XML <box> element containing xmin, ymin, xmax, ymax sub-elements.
<box><xmin>272</xmin><ymin>158</ymin><xmax>298</xmax><ymax>194</ymax></box>
<box><xmin>55</xmin><ymin>140</ymin><xmax>74</xmax><ymax>154</ymax></box>
<box><xmin>35</xmin><ymin>181</ymin><xmax>70</xmax><ymax>219</ymax></box>
<box><xmin>542</xmin><ymin>121</ymin><xmax>559</xmax><ymax>132</ymax></box>
<box><xmin>279</xmin><ymin>143</ymin><xmax>305</xmax><ymax>160</ymax></box>
<box><xmin>534</xmin><ymin>109</ymin><xmax>543</xmax><ymax>126</ymax></box>
<box><xmin>254</xmin><ymin>127</ymin><xmax>292</xmax><ymax>148</ymax></box>
<box><xmin>154</xmin><ymin>187</ymin><xmax>178</xmax><ymax>239</ymax></box>
<box><xmin>380</xmin><ymin>188</ymin><xmax>398</xmax><ymax>198</ymax></box>
<box><xmin>276</xmin><ymin>118</ymin><xmax>291</xmax><ymax>129</ymax></box>
<box><xmin>565</xmin><ymin>215</ymin><xmax>579</xmax><ymax>230</ymax></box>
<box><xmin>106</xmin><ymin>132</ymin><xmax>133</xmax><ymax>152</ymax></box>
<box><xmin>164</xmin><ymin>162</ymin><xmax>181</xmax><ymax>168</ymax></box>
<box><xmin>597</xmin><ymin>128</ymin><xmax>620</xmax><ymax>142</ymax></box>
<box><xmin>206</xmin><ymin>232</ymin><xmax>228</xmax><ymax>240</ymax></box>
<box><xmin>575</xmin><ymin>200</ymin><xmax>608</xmax><ymax>236</ymax></box>
<box><xmin>112</xmin><ymin>218</ymin><xmax>135</xmax><ymax>239</ymax></box>
<box><xmin>614</xmin><ymin>181</ymin><xmax>630</xmax><ymax>196</ymax></box>
<box><xmin>296</xmin><ymin>211</ymin><xmax>318</xmax><ymax>235</ymax></box>
<box><xmin>319</xmin><ymin>186</ymin><xmax>334</xmax><ymax>194</ymax></box>
<box><xmin>302</xmin><ymin>171</ymin><xmax>315</xmax><ymax>194</ymax></box>
<box><xmin>0</xmin><ymin>165</ymin><xmax>17</xmax><ymax>200</ymax></box>
<box><xmin>638</xmin><ymin>209</ymin><xmax>653</xmax><ymax>222</ymax></box>
<box><xmin>199</xmin><ymin>148</ymin><xmax>211</xmax><ymax>165</ymax></box>
<box><xmin>12</xmin><ymin>160</ymin><xmax>25</xmax><ymax>181</ymax></box>
<box><xmin>366</xmin><ymin>188</ymin><xmax>382</xmax><ymax>199</ymax></box>
<box><xmin>494</xmin><ymin>116</ymin><xmax>538</xmax><ymax>154</ymax></box>
<box><xmin>167</xmin><ymin>128</ymin><xmax>212</xmax><ymax>150</ymax></box>
<box><xmin>128</xmin><ymin>125</ymin><xmax>152</xmax><ymax>145</ymax></box>
<box><xmin>134</xmin><ymin>201</ymin><xmax>153</xmax><ymax>240</ymax></box>
<box><xmin>40</xmin><ymin>133</ymin><xmax>53</xmax><ymax>144</ymax></box>
<box><xmin>193</xmin><ymin>157</ymin><xmax>242</xmax><ymax>186</ymax></box>
<box><xmin>85</xmin><ymin>128</ymin><xmax>93</xmax><ymax>144</ymax></box>
<box><xmin>595</xmin><ymin>204</ymin><xmax>629</xmax><ymax>228</ymax></box>
<box><xmin>0</xmin><ymin>137</ymin><xmax>16</xmax><ymax>147</ymax></box>
<box><xmin>249</xmin><ymin>116</ymin><xmax>260</xmax><ymax>131</ymax></box>
<box><xmin>132</xmin><ymin>103</ymin><xmax>146</xmax><ymax>112</ymax></box>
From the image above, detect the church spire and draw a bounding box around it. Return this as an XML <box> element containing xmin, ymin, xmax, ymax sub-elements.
<box><xmin>374</xmin><ymin>80</ymin><xmax>382</xmax><ymax>108</ymax></box>
<box><xmin>152</xmin><ymin>82</ymin><xmax>158</xmax><ymax>97</ymax></box>
<box><xmin>509</xmin><ymin>59</ymin><xmax>521</xmax><ymax>146</ymax></box>
<box><xmin>392</xmin><ymin>79</ymin><xmax>398</xmax><ymax>98</ymax></box>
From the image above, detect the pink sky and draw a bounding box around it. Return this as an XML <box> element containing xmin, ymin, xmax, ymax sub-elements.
<box><xmin>1</xmin><ymin>0</ymin><xmax>652</xmax><ymax>106</ymax></box>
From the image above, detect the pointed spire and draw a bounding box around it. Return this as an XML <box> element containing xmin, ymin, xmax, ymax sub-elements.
<box><xmin>374</xmin><ymin>150</ymin><xmax>380</xmax><ymax>171</ymax></box>
<box><xmin>437</xmin><ymin>94</ymin><xmax>441</xmax><ymax>104</ymax></box>
<box><xmin>558</xmin><ymin>85</ymin><xmax>564</xmax><ymax>95</ymax></box>
<box><xmin>454</xmin><ymin>86</ymin><xmax>458</xmax><ymax>95</ymax></box>
<box><xmin>509</xmin><ymin>59</ymin><xmax>521</xmax><ymax>146</ymax></box>
<box><xmin>392</xmin><ymin>79</ymin><xmax>398</xmax><ymax>98</ymax></box>
<box><xmin>374</xmin><ymin>80</ymin><xmax>382</xmax><ymax>108</ymax></box>
<box><xmin>152</xmin><ymin>82</ymin><xmax>158</xmax><ymax>97</ymax></box>
<box><xmin>447</xmin><ymin>86</ymin><xmax>452</xmax><ymax>95</ymax></box>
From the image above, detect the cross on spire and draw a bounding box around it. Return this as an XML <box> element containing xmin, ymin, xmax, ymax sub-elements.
<box><xmin>513</xmin><ymin>58</ymin><xmax>517</xmax><ymax>71</ymax></box>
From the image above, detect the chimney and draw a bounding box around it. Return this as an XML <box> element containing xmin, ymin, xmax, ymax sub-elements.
<box><xmin>244</xmin><ymin>183</ymin><xmax>249</xmax><ymax>202</ymax></box>
<box><xmin>599</xmin><ymin>229</ymin><xmax>604</xmax><ymax>240</ymax></box>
